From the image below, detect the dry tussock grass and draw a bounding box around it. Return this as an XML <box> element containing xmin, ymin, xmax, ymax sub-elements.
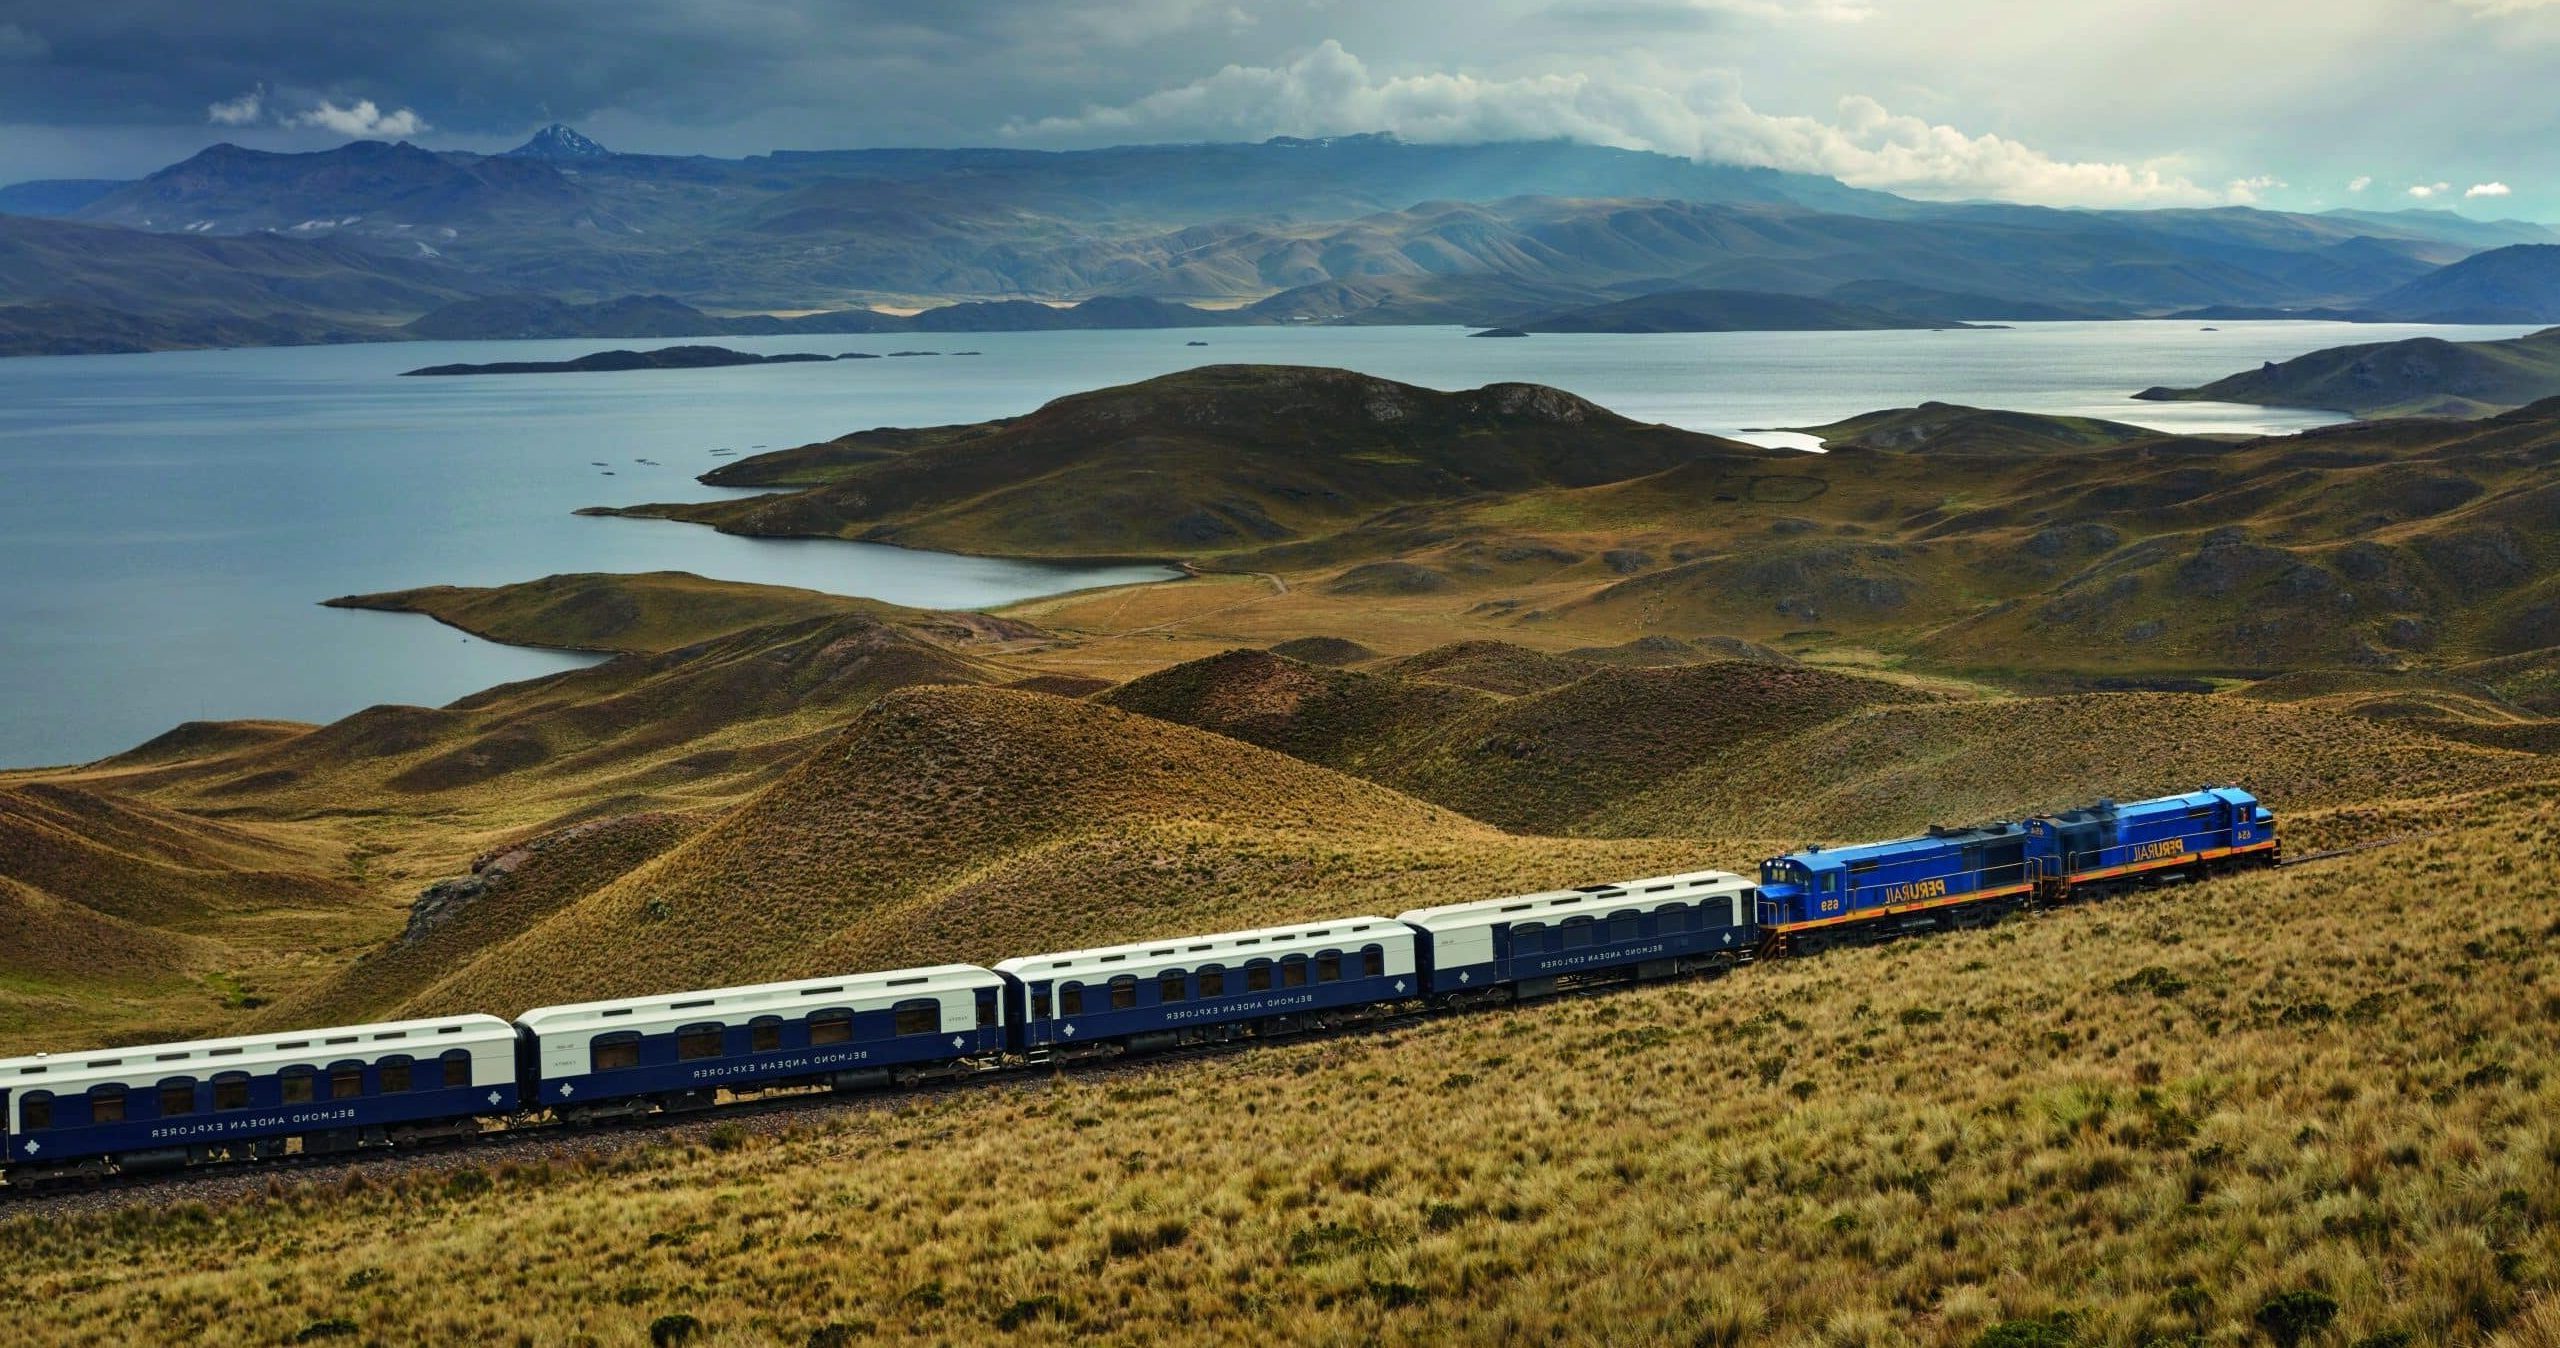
<box><xmin>5</xmin><ymin>791</ymin><xmax>2552</xmax><ymax>1346</ymax></box>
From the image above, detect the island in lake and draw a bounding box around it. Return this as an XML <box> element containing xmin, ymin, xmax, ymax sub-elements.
<box><xmin>401</xmin><ymin>345</ymin><xmax>839</xmax><ymax>376</ymax></box>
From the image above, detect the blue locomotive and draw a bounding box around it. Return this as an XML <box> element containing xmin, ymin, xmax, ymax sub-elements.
<box><xmin>1756</xmin><ymin>786</ymin><xmax>2276</xmax><ymax>953</ymax></box>
<box><xmin>1</xmin><ymin>787</ymin><xmax>2274</xmax><ymax>1186</ymax></box>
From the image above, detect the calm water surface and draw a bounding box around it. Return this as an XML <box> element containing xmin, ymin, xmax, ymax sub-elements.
<box><xmin>0</xmin><ymin>319</ymin><xmax>2535</xmax><ymax>765</ymax></box>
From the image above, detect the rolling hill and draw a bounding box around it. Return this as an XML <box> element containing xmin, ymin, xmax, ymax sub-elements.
<box><xmin>1507</xmin><ymin>287</ymin><xmax>1968</xmax><ymax>332</ymax></box>
<box><xmin>2359</xmin><ymin>243</ymin><xmax>2560</xmax><ymax>322</ymax></box>
<box><xmin>603</xmin><ymin>364</ymin><xmax>1777</xmax><ymax>558</ymax></box>
<box><xmin>2136</xmin><ymin>327</ymin><xmax>2560</xmax><ymax>417</ymax></box>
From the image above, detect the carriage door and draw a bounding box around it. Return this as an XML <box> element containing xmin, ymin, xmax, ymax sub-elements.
<box><xmin>1025</xmin><ymin>981</ymin><xmax>1055</xmax><ymax>1048</ymax></box>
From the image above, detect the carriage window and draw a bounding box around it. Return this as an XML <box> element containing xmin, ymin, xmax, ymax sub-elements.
<box><xmin>751</xmin><ymin>1018</ymin><xmax>784</xmax><ymax>1053</ymax></box>
<box><xmin>280</xmin><ymin>1067</ymin><xmax>317</xmax><ymax>1104</ymax></box>
<box><xmin>1159</xmin><ymin>972</ymin><xmax>1187</xmax><ymax>1003</ymax></box>
<box><xmin>379</xmin><ymin>1058</ymin><xmax>413</xmax><ymax>1094</ymax></box>
<box><xmin>19</xmin><ymin>1093</ymin><xmax>50</xmax><ymax>1131</ymax></box>
<box><xmin>1653</xmin><ymin>902</ymin><xmax>1689</xmax><ymax>931</ymax></box>
<box><xmin>1562</xmin><ymin>919</ymin><xmax>1594</xmax><ymax>948</ymax></box>
<box><xmin>213</xmin><ymin>1074</ymin><xmax>252</xmax><ymax>1111</ymax></box>
<box><xmin>1199</xmin><ymin>966</ymin><xmax>1226</xmax><ymax>997</ymax></box>
<box><xmin>1610</xmin><ymin>911</ymin><xmax>1640</xmax><ymax>942</ymax></box>
<box><xmin>592</xmin><ymin>1034</ymin><xmax>643</xmax><ymax>1072</ymax></box>
<box><xmin>677</xmin><ymin>1024</ymin><xmax>726</xmax><ymax>1061</ymax></box>
<box><xmin>1109</xmin><ymin>976</ymin><xmax>1138</xmax><ymax>1011</ymax></box>
<box><xmin>892</xmin><ymin>1000</ymin><xmax>940</xmax><ymax>1036</ymax></box>
<box><xmin>87</xmin><ymin>1087</ymin><xmax>124</xmax><ymax>1125</ymax></box>
<box><xmin>331</xmin><ymin>1064</ymin><xmax>365</xmax><ymax>1099</ymax></box>
<box><xmin>158</xmin><ymin>1080</ymin><xmax>196</xmax><ymax>1117</ymax></box>
<box><xmin>1060</xmin><ymin>984</ymin><xmax>1085</xmax><ymax>1016</ymax></box>
<box><xmin>1246</xmin><ymin>962</ymin><xmax>1273</xmax><ymax>992</ymax></box>
<box><xmin>1362</xmin><ymin>947</ymin><xmax>1384</xmax><ymax>978</ymax></box>
<box><xmin>1031</xmin><ymin>989</ymin><xmax>1052</xmax><ymax>1020</ymax></box>
<box><xmin>442</xmin><ymin>1050</ymin><xmax>473</xmax><ymax>1088</ymax></box>
<box><xmin>1281</xmin><ymin>958</ymin><xmax>1309</xmax><ymax>988</ymax></box>
<box><xmin>1315</xmin><ymin>952</ymin><xmax>1342</xmax><ymax>982</ymax></box>
<box><xmin>1512</xmin><ymin>922</ymin><xmax>1546</xmax><ymax>953</ymax></box>
<box><xmin>808</xmin><ymin>1011</ymin><xmax>854</xmax><ymax>1046</ymax></box>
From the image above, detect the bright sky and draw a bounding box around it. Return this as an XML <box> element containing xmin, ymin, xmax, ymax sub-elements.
<box><xmin>0</xmin><ymin>0</ymin><xmax>2551</xmax><ymax>216</ymax></box>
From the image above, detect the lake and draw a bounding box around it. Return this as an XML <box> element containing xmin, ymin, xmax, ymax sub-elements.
<box><xmin>0</xmin><ymin>318</ymin><xmax>2537</xmax><ymax>766</ymax></box>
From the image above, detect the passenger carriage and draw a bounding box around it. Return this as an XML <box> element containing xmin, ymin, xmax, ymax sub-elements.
<box><xmin>994</xmin><ymin>918</ymin><xmax>1418</xmax><ymax>1058</ymax></box>
<box><xmin>516</xmin><ymin>965</ymin><xmax>1005</xmax><ymax>1119</ymax></box>
<box><xmin>0</xmin><ymin>1015</ymin><xmax>519</xmax><ymax>1182</ymax></box>
<box><xmin>1398</xmin><ymin>869</ymin><xmax>1757</xmax><ymax>1002</ymax></box>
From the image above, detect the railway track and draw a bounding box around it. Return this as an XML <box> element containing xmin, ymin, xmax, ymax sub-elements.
<box><xmin>1</xmin><ymin>828</ymin><xmax>2429</xmax><ymax>1215</ymax></box>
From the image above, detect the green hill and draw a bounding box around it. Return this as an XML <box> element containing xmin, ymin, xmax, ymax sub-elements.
<box><xmin>599</xmin><ymin>365</ymin><xmax>1777</xmax><ymax>559</ymax></box>
<box><xmin>2135</xmin><ymin>327</ymin><xmax>2560</xmax><ymax>417</ymax></box>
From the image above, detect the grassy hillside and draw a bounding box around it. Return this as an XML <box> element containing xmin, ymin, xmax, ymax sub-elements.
<box><xmin>2137</xmin><ymin>327</ymin><xmax>2560</xmax><ymax>417</ymax></box>
<box><xmin>323</xmin><ymin>571</ymin><xmax>1040</xmax><ymax>655</ymax></box>
<box><xmin>386</xmin><ymin>685</ymin><xmax>1714</xmax><ymax>1018</ymax></box>
<box><xmin>6</xmin><ymin>786</ymin><xmax>2553</xmax><ymax>1345</ymax></box>
<box><xmin>596</xmin><ymin>365</ymin><xmax>1777</xmax><ymax>558</ymax></box>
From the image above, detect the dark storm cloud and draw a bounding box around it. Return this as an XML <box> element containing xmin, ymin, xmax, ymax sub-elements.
<box><xmin>0</xmin><ymin>0</ymin><xmax>1266</xmax><ymax>137</ymax></box>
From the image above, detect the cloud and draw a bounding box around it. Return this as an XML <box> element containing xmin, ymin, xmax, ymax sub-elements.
<box><xmin>1007</xmin><ymin>40</ymin><xmax>2244</xmax><ymax>207</ymax></box>
<box><xmin>2466</xmin><ymin>180</ymin><xmax>2512</xmax><ymax>196</ymax></box>
<box><xmin>2347</xmin><ymin>175</ymin><xmax>2371</xmax><ymax>192</ymax></box>
<box><xmin>0</xmin><ymin>22</ymin><xmax>47</xmax><ymax>61</ymax></box>
<box><xmin>2226</xmin><ymin>174</ymin><xmax>2285</xmax><ymax>204</ymax></box>
<box><xmin>2406</xmin><ymin>180</ymin><xmax>2452</xmax><ymax>198</ymax></box>
<box><xmin>2450</xmin><ymin>0</ymin><xmax>2560</xmax><ymax>13</ymax></box>
<box><xmin>206</xmin><ymin>88</ymin><xmax>263</xmax><ymax>126</ymax></box>
<box><xmin>285</xmin><ymin>98</ymin><xmax>428</xmax><ymax>137</ymax></box>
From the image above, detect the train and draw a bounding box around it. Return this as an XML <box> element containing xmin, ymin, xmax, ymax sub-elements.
<box><xmin>0</xmin><ymin>786</ymin><xmax>2275</xmax><ymax>1187</ymax></box>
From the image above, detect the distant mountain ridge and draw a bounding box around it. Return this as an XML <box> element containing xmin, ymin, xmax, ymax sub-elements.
<box><xmin>7</xmin><ymin>127</ymin><xmax>2560</xmax><ymax>356</ymax></box>
<box><xmin>1506</xmin><ymin>287</ymin><xmax>1973</xmax><ymax>333</ymax></box>
<box><xmin>2359</xmin><ymin>244</ymin><xmax>2560</xmax><ymax>323</ymax></box>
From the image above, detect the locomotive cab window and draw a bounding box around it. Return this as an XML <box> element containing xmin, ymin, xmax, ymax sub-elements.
<box><xmin>330</xmin><ymin>1063</ymin><xmax>365</xmax><ymax>1100</ymax></box>
<box><xmin>892</xmin><ymin>999</ymin><xmax>940</xmax><ymax>1036</ymax></box>
<box><xmin>281</xmin><ymin>1066</ymin><xmax>317</xmax><ymax>1104</ymax></box>
<box><xmin>213</xmin><ymin>1073</ymin><xmax>251</xmax><ymax>1111</ymax></box>
<box><xmin>1109</xmin><ymin>976</ymin><xmax>1138</xmax><ymax>1011</ymax></box>
<box><xmin>1361</xmin><ymin>947</ymin><xmax>1384</xmax><ymax>978</ymax></box>
<box><xmin>592</xmin><ymin>1033</ymin><xmax>643</xmax><ymax>1072</ymax></box>
<box><xmin>18</xmin><ymin>1092</ymin><xmax>50</xmax><ymax>1131</ymax></box>
<box><xmin>87</xmin><ymin>1086</ymin><xmax>124</xmax><ymax>1125</ymax></box>
<box><xmin>441</xmin><ymin>1050</ymin><xmax>472</xmax><ymax>1089</ymax></box>
<box><xmin>676</xmin><ymin>1024</ymin><xmax>726</xmax><ymax>1061</ymax></box>
<box><xmin>808</xmin><ymin>1011</ymin><xmax>854</xmax><ymax>1045</ymax></box>
<box><xmin>751</xmin><ymin>1018</ymin><xmax>784</xmax><ymax>1053</ymax></box>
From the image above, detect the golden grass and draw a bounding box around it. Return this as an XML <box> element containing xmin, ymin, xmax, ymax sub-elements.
<box><xmin>5</xmin><ymin>788</ymin><xmax>2553</xmax><ymax>1346</ymax></box>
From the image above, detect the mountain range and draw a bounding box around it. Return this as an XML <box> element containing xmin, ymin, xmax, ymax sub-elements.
<box><xmin>4</xmin><ymin>126</ymin><xmax>2560</xmax><ymax>355</ymax></box>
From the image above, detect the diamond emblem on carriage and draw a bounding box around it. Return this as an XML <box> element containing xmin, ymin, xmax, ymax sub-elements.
<box><xmin>1394</xmin><ymin>979</ymin><xmax>1407</xmax><ymax>993</ymax></box>
<box><xmin>1061</xmin><ymin>1024</ymin><xmax>1077</xmax><ymax>1038</ymax></box>
<box><xmin>559</xmin><ymin>1082</ymin><xmax>576</xmax><ymax>1098</ymax></box>
<box><xmin>488</xmin><ymin>1090</ymin><xmax>503</xmax><ymax>1106</ymax></box>
<box><xmin>951</xmin><ymin>1035</ymin><xmax>965</xmax><ymax>1050</ymax></box>
<box><xmin>1459</xmin><ymin>971</ymin><xmax>1472</xmax><ymax>984</ymax></box>
<box><xmin>21</xmin><ymin>1140</ymin><xmax>37</xmax><ymax>1155</ymax></box>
